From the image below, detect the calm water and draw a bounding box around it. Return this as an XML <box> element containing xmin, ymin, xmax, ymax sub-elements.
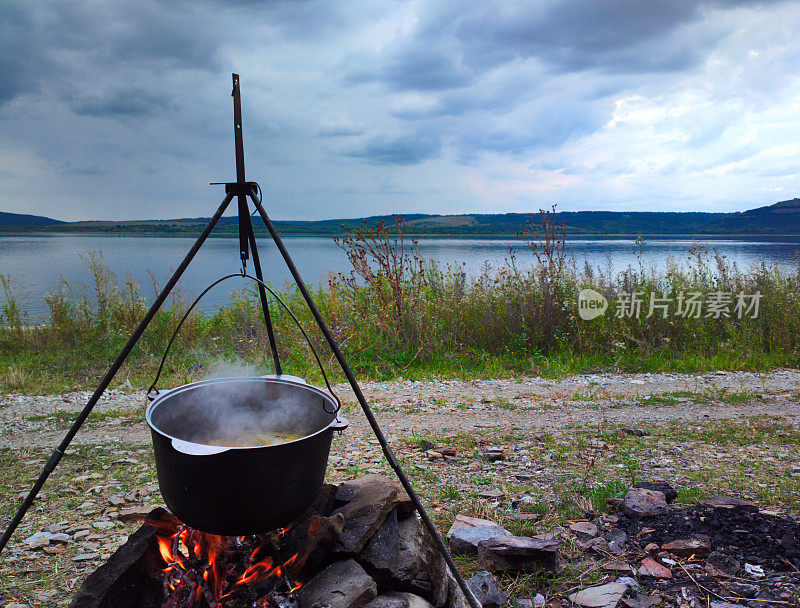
<box><xmin>1</xmin><ymin>233</ymin><xmax>799</xmax><ymax>319</ymax></box>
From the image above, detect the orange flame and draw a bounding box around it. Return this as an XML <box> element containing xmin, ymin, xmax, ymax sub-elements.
<box><xmin>290</xmin><ymin>581</ymin><xmax>303</xmax><ymax>593</ymax></box>
<box><xmin>235</xmin><ymin>558</ymin><xmax>274</xmax><ymax>586</ymax></box>
<box><xmin>156</xmin><ymin>536</ymin><xmax>174</xmax><ymax>565</ymax></box>
<box><xmin>284</xmin><ymin>553</ymin><xmax>298</xmax><ymax>567</ymax></box>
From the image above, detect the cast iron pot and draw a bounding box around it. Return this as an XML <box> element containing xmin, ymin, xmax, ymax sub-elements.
<box><xmin>145</xmin><ymin>375</ymin><xmax>347</xmax><ymax>536</ymax></box>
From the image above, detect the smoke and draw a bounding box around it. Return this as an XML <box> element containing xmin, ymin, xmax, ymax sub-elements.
<box><xmin>152</xmin><ymin>361</ymin><xmax>333</xmax><ymax>447</ymax></box>
<box><xmin>200</xmin><ymin>359</ymin><xmax>266</xmax><ymax>380</ymax></box>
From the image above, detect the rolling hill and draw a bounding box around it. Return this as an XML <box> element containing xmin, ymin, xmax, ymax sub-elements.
<box><xmin>1</xmin><ymin>198</ymin><xmax>799</xmax><ymax>237</ymax></box>
<box><xmin>0</xmin><ymin>212</ymin><xmax>64</xmax><ymax>228</ymax></box>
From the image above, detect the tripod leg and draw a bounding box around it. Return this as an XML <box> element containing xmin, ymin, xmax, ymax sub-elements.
<box><xmin>246</xmin><ymin>226</ymin><xmax>282</xmax><ymax>375</ymax></box>
<box><xmin>0</xmin><ymin>192</ymin><xmax>236</xmax><ymax>556</ymax></box>
<box><xmin>248</xmin><ymin>194</ymin><xmax>481</xmax><ymax>608</ymax></box>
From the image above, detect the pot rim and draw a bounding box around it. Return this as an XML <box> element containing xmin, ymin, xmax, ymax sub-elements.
<box><xmin>145</xmin><ymin>375</ymin><xmax>343</xmax><ymax>451</ymax></box>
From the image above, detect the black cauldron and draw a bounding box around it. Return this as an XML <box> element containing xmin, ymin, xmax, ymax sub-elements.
<box><xmin>145</xmin><ymin>375</ymin><xmax>347</xmax><ymax>535</ymax></box>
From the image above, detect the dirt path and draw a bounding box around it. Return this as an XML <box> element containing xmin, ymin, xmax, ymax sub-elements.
<box><xmin>2</xmin><ymin>369</ymin><xmax>798</xmax><ymax>449</ymax></box>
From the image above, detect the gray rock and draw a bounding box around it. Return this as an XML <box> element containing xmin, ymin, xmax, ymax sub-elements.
<box><xmin>24</xmin><ymin>531</ymin><xmax>70</xmax><ymax>549</ymax></box>
<box><xmin>297</xmin><ymin>559</ymin><xmax>377</xmax><ymax>608</ymax></box>
<box><xmin>361</xmin><ymin>510</ymin><xmax>449</xmax><ymax>607</ymax></box>
<box><xmin>364</xmin><ymin>592</ymin><xmax>433</xmax><ymax>608</ymax></box>
<box><xmin>615</xmin><ymin>577</ymin><xmax>639</xmax><ymax>590</ymax></box>
<box><xmin>569</xmin><ymin>521</ymin><xmax>599</xmax><ymax>540</ymax></box>
<box><xmin>466</xmin><ymin>571</ymin><xmax>506</xmax><ymax>608</ymax></box>
<box><xmin>621</xmin><ymin>428</ymin><xmax>650</xmax><ymax>437</ymax></box>
<box><xmin>72</xmin><ymin>553</ymin><xmax>100</xmax><ymax>562</ymax></box>
<box><xmin>661</xmin><ymin>536</ymin><xmax>711</xmax><ymax>559</ymax></box>
<box><xmin>448</xmin><ymin>526</ymin><xmax>511</xmax><ymax>557</ymax></box>
<box><xmin>634</xmin><ymin>482</ymin><xmax>677</xmax><ymax>503</ymax></box>
<box><xmin>477</xmin><ymin>536</ymin><xmax>560</xmax><ymax>572</ymax></box>
<box><xmin>445</xmin><ymin>572</ymin><xmax>481</xmax><ymax>608</ymax></box>
<box><xmin>568</xmin><ymin>583</ymin><xmax>627</xmax><ymax>608</ymax></box>
<box><xmin>619</xmin><ymin>488</ymin><xmax>668</xmax><ymax>518</ymax></box>
<box><xmin>621</xmin><ymin>594</ymin><xmax>663</xmax><ymax>608</ymax></box>
<box><xmin>116</xmin><ymin>507</ymin><xmax>154</xmax><ymax>522</ymax></box>
<box><xmin>699</xmin><ymin>496</ymin><xmax>757</xmax><ymax>510</ymax></box>
<box><xmin>447</xmin><ymin>514</ymin><xmax>504</xmax><ymax>535</ymax></box>
<box><xmin>336</xmin><ymin>474</ymin><xmax>413</xmax><ymax>516</ymax></box>
<box><xmin>364</xmin><ymin>595</ymin><xmax>409</xmax><ymax>608</ymax></box>
<box><xmin>24</xmin><ymin>532</ymin><xmax>51</xmax><ymax>549</ymax></box>
<box><xmin>605</xmin><ymin>527</ymin><xmax>627</xmax><ymax>544</ymax></box>
<box><xmin>515</xmin><ymin>599</ymin><xmax>533</xmax><ymax>608</ymax></box>
<box><xmin>334</xmin><ymin>477</ymin><xmax>405</xmax><ymax>554</ymax></box>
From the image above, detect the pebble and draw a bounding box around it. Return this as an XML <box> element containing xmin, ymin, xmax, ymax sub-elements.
<box><xmin>72</xmin><ymin>552</ymin><xmax>100</xmax><ymax>561</ymax></box>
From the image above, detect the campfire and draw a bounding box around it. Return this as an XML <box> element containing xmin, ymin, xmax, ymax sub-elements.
<box><xmin>147</xmin><ymin>510</ymin><xmax>304</xmax><ymax>608</ymax></box>
<box><xmin>70</xmin><ymin>475</ymin><xmax>461</xmax><ymax>608</ymax></box>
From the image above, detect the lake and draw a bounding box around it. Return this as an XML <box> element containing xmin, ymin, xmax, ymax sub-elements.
<box><xmin>1</xmin><ymin>233</ymin><xmax>799</xmax><ymax>319</ymax></box>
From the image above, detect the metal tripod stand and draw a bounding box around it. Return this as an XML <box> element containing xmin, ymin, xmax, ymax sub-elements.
<box><xmin>0</xmin><ymin>74</ymin><xmax>480</xmax><ymax>608</ymax></box>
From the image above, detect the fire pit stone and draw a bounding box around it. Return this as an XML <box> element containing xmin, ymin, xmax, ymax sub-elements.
<box><xmin>361</xmin><ymin>509</ymin><xmax>449</xmax><ymax>607</ymax></box>
<box><xmin>364</xmin><ymin>591</ymin><xmax>434</xmax><ymax>608</ymax></box>
<box><xmin>296</xmin><ymin>559</ymin><xmax>377</xmax><ymax>608</ymax></box>
<box><xmin>333</xmin><ymin>477</ymin><xmax>408</xmax><ymax>554</ymax></box>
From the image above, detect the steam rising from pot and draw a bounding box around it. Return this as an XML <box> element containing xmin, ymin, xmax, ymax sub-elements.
<box><xmin>149</xmin><ymin>375</ymin><xmax>333</xmax><ymax>449</ymax></box>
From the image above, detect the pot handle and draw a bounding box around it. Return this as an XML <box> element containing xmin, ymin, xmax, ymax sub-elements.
<box><xmin>147</xmin><ymin>273</ymin><xmax>342</xmax><ymax>416</ymax></box>
<box><xmin>330</xmin><ymin>416</ymin><xmax>349</xmax><ymax>434</ymax></box>
<box><xmin>171</xmin><ymin>438</ymin><xmax>230</xmax><ymax>456</ymax></box>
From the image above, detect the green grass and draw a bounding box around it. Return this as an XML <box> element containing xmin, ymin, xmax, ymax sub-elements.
<box><xmin>584</xmin><ymin>480</ymin><xmax>628</xmax><ymax>513</ymax></box>
<box><xmin>666</xmin><ymin>415</ymin><xmax>800</xmax><ymax>446</ymax></box>
<box><xmin>439</xmin><ymin>485</ymin><xmax>461</xmax><ymax>500</ymax></box>
<box><xmin>676</xmin><ymin>486</ymin><xmax>706</xmax><ymax>504</ymax></box>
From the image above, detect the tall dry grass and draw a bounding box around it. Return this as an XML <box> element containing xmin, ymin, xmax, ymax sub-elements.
<box><xmin>1</xmin><ymin>216</ymin><xmax>799</xmax><ymax>393</ymax></box>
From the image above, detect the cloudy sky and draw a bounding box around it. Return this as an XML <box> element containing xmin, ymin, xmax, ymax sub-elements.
<box><xmin>2</xmin><ymin>0</ymin><xmax>800</xmax><ymax>221</ymax></box>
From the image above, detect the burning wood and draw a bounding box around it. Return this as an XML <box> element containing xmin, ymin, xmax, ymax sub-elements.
<box><xmin>145</xmin><ymin>510</ymin><xmax>305</xmax><ymax>608</ymax></box>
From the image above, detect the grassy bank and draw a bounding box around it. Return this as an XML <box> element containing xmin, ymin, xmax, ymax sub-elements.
<box><xmin>1</xmin><ymin>218</ymin><xmax>799</xmax><ymax>394</ymax></box>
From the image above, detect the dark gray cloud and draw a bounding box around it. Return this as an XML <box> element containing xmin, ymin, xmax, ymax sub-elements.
<box><xmin>0</xmin><ymin>2</ymin><xmax>219</xmax><ymax>92</ymax></box>
<box><xmin>456</xmin><ymin>100</ymin><xmax>605</xmax><ymax>160</ymax></box>
<box><xmin>455</xmin><ymin>1</ymin><xmax>703</xmax><ymax>72</ymax></box>
<box><xmin>73</xmin><ymin>87</ymin><xmax>173</xmax><ymax>117</ymax></box>
<box><xmin>345</xmin><ymin>46</ymin><xmax>473</xmax><ymax>91</ymax></box>
<box><xmin>342</xmin><ymin>133</ymin><xmax>442</xmax><ymax>165</ymax></box>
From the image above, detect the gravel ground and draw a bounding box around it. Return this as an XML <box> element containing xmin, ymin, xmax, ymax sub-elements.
<box><xmin>2</xmin><ymin>369</ymin><xmax>800</xmax><ymax>607</ymax></box>
<box><xmin>2</xmin><ymin>369</ymin><xmax>799</xmax><ymax>449</ymax></box>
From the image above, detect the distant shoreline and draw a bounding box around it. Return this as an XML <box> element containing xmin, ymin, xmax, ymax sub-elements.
<box><xmin>3</xmin><ymin>197</ymin><xmax>800</xmax><ymax>237</ymax></box>
<box><xmin>3</xmin><ymin>230</ymin><xmax>800</xmax><ymax>240</ymax></box>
